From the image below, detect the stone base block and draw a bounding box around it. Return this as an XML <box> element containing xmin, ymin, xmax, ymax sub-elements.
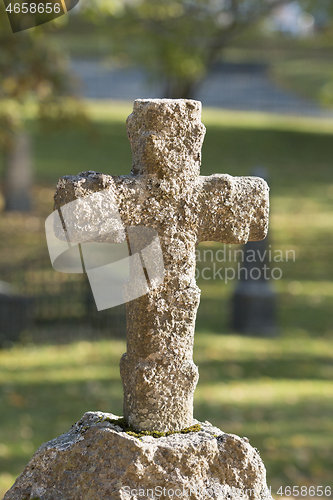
<box><xmin>3</xmin><ymin>412</ymin><xmax>273</xmax><ymax>500</ymax></box>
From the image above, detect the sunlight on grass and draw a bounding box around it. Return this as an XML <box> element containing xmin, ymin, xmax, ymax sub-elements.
<box><xmin>0</xmin><ymin>339</ymin><xmax>125</xmax><ymax>369</ymax></box>
<box><xmin>202</xmin><ymin>107</ymin><xmax>333</xmax><ymax>134</ymax></box>
<box><xmin>195</xmin><ymin>379</ymin><xmax>333</xmax><ymax>406</ymax></box>
<box><xmin>0</xmin><ymin>473</ymin><xmax>16</xmax><ymax>499</ymax></box>
<box><xmin>85</xmin><ymin>99</ymin><xmax>333</xmax><ymax>135</ymax></box>
<box><xmin>0</xmin><ymin>340</ymin><xmax>125</xmax><ymax>383</ymax></box>
<box><xmin>1</xmin><ymin>334</ymin><xmax>332</xmax><ymax>496</ymax></box>
<box><xmin>193</xmin><ymin>334</ymin><xmax>333</xmax><ymax>360</ymax></box>
<box><xmin>85</xmin><ymin>99</ymin><xmax>133</xmax><ymax>123</ymax></box>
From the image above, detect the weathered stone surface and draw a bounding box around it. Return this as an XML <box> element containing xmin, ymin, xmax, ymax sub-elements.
<box><xmin>3</xmin><ymin>412</ymin><xmax>273</xmax><ymax>500</ymax></box>
<box><xmin>52</xmin><ymin>99</ymin><xmax>270</xmax><ymax>432</ymax></box>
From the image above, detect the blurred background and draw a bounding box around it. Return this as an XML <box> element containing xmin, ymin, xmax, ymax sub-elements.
<box><xmin>0</xmin><ymin>0</ymin><xmax>333</xmax><ymax>496</ymax></box>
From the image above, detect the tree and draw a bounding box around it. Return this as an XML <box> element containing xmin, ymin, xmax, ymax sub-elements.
<box><xmin>83</xmin><ymin>0</ymin><xmax>333</xmax><ymax>99</ymax></box>
<box><xmin>0</xmin><ymin>6</ymin><xmax>86</xmax><ymax>211</ymax></box>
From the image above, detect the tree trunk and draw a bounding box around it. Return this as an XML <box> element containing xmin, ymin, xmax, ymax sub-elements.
<box><xmin>164</xmin><ymin>78</ymin><xmax>199</xmax><ymax>99</ymax></box>
<box><xmin>4</xmin><ymin>131</ymin><xmax>32</xmax><ymax>212</ymax></box>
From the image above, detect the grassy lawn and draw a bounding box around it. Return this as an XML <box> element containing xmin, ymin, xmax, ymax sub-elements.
<box><xmin>3</xmin><ymin>100</ymin><xmax>331</xmax><ymax>334</ymax></box>
<box><xmin>0</xmin><ymin>335</ymin><xmax>332</xmax><ymax>497</ymax></box>
<box><xmin>1</xmin><ymin>101</ymin><xmax>333</xmax><ymax>496</ymax></box>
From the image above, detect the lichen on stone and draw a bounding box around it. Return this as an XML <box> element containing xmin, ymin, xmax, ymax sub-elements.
<box><xmin>99</xmin><ymin>415</ymin><xmax>201</xmax><ymax>439</ymax></box>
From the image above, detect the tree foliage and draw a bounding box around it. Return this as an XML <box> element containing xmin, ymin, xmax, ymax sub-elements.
<box><xmin>0</xmin><ymin>6</ymin><xmax>86</xmax><ymax>150</ymax></box>
<box><xmin>0</xmin><ymin>6</ymin><xmax>87</xmax><ymax>211</ymax></box>
<box><xmin>83</xmin><ymin>0</ymin><xmax>333</xmax><ymax>98</ymax></box>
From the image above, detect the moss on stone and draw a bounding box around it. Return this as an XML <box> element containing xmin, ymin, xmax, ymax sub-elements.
<box><xmin>99</xmin><ymin>416</ymin><xmax>201</xmax><ymax>439</ymax></box>
<box><xmin>102</xmin><ymin>416</ymin><xmax>128</xmax><ymax>429</ymax></box>
<box><xmin>180</xmin><ymin>423</ymin><xmax>202</xmax><ymax>434</ymax></box>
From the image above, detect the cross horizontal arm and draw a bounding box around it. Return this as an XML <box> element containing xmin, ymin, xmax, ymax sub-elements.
<box><xmin>198</xmin><ymin>174</ymin><xmax>269</xmax><ymax>244</ymax></box>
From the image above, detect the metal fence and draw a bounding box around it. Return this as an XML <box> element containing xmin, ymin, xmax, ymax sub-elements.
<box><xmin>0</xmin><ymin>256</ymin><xmax>126</xmax><ymax>345</ymax></box>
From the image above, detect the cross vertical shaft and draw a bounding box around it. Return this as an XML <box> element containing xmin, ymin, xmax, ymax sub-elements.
<box><xmin>53</xmin><ymin>99</ymin><xmax>269</xmax><ymax>433</ymax></box>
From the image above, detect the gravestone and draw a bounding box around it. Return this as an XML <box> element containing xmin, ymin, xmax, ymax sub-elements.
<box><xmin>232</xmin><ymin>167</ymin><xmax>277</xmax><ymax>337</ymax></box>
<box><xmin>3</xmin><ymin>99</ymin><xmax>273</xmax><ymax>500</ymax></box>
<box><xmin>0</xmin><ymin>280</ymin><xmax>33</xmax><ymax>347</ymax></box>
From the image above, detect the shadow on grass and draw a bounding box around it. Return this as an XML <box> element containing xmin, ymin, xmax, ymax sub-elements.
<box><xmin>196</xmin><ymin>296</ymin><xmax>333</xmax><ymax>338</ymax></box>
<box><xmin>194</xmin><ymin>399</ymin><xmax>333</xmax><ymax>491</ymax></box>
<box><xmin>0</xmin><ymin>331</ymin><xmax>332</xmax><ymax>494</ymax></box>
<box><xmin>197</xmin><ymin>357</ymin><xmax>333</xmax><ymax>382</ymax></box>
<box><xmin>0</xmin><ymin>379</ymin><xmax>123</xmax><ymax>481</ymax></box>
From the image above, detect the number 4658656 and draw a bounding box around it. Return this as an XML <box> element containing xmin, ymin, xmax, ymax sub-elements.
<box><xmin>6</xmin><ymin>3</ymin><xmax>61</xmax><ymax>14</ymax></box>
<box><xmin>277</xmin><ymin>486</ymin><xmax>332</xmax><ymax>497</ymax></box>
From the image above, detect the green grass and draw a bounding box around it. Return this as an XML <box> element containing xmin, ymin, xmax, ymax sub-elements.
<box><xmin>1</xmin><ymin>100</ymin><xmax>333</xmax><ymax>495</ymax></box>
<box><xmin>0</xmin><ymin>335</ymin><xmax>332</xmax><ymax>496</ymax></box>
<box><xmin>0</xmin><ymin>101</ymin><xmax>332</xmax><ymax>335</ymax></box>
<box><xmin>13</xmin><ymin>100</ymin><xmax>333</xmax><ymax>188</ymax></box>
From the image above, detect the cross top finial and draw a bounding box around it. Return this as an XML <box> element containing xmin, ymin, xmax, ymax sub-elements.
<box><xmin>126</xmin><ymin>98</ymin><xmax>206</xmax><ymax>178</ymax></box>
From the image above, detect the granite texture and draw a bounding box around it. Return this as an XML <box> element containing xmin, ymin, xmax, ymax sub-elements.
<box><xmin>52</xmin><ymin>99</ymin><xmax>270</xmax><ymax>432</ymax></box>
<box><xmin>3</xmin><ymin>412</ymin><xmax>274</xmax><ymax>500</ymax></box>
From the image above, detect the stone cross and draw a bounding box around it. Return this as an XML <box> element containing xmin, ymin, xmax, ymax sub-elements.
<box><xmin>53</xmin><ymin>99</ymin><xmax>269</xmax><ymax>433</ymax></box>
